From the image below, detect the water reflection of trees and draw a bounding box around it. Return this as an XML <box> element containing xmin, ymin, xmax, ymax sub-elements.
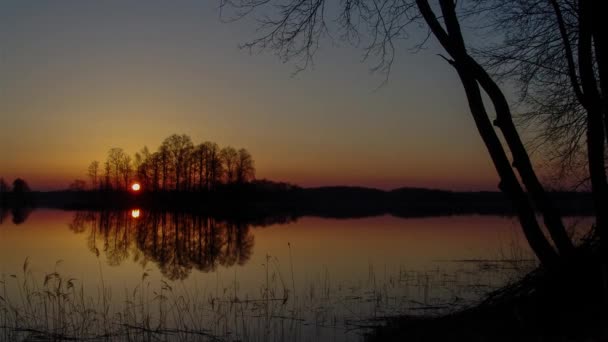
<box><xmin>0</xmin><ymin>207</ymin><xmax>8</xmax><ymax>225</ymax></box>
<box><xmin>0</xmin><ymin>206</ymin><xmax>33</xmax><ymax>226</ymax></box>
<box><xmin>69</xmin><ymin>211</ymin><xmax>269</xmax><ymax>280</ymax></box>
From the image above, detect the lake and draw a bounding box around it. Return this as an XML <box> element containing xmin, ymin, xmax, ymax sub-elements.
<box><xmin>0</xmin><ymin>209</ymin><xmax>592</xmax><ymax>341</ymax></box>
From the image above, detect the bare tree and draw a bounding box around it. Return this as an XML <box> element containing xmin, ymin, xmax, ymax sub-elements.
<box><xmin>87</xmin><ymin>161</ymin><xmax>99</xmax><ymax>190</ymax></box>
<box><xmin>205</xmin><ymin>142</ymin><xmax>222</xmax><ymax>190</ymax></box>
<box><xmin>236</xmin><ymin>148</ymin><xmax>256</xmax><ymax>183</ymax></box>
<box><xmin>220</xmin><ymin>146</ymin><xmax>239</xmax><ymax>184</ymax></box>
<box><xmin>12</xmin><ymin>178</ymin><xmax>31</xmax><ymax>193</ymax></box>
<box><xmin>159</xmin><ymin>144</ymin><xmax>170</xmax><ymax>191</ymax></box>
<box><xmin>468</xmin><ymin>1</ymin><xmax>606</xmax><ymax>192</ymax></box>
<box><xmin>107</xmin><ymin>148</ymin><xmax>127</xmax><ymax>190</ymax></box>
<box><xmin>103</xmin><ymin>161</ymin><xmax>112</xmax><ymax>190</ymax></box>
<box><xmin>86</xmin><ymin>134</ymin><xmax>257</xmax><ymax>192</ymax></box>
<box><xmin>120</xmin><ymin>155</ymin><xmax>133</xmax><ymax>189</ymax></box>
<box><xmin>161</xmin><ymin>134</ymin><xmax>194</xmax><ymax>191</ymax></box>
<box><xmin>135</xmin><ymin>146</ymin><xmax>152</xmax><ymax>190</ymax></box>
<box><xmin>192</xmin><ymin>143</ymin><xmax>210</xmax><ymax>191</ymax></box>
<box><xmin>219</xmin><ymin>0</ymin><xmax>607</xmax><ymax>270</ymax></box>
<box><xmin>150</xmin><ymin>152</ymin><xmax>162</xmax><ymax>192</ymax></box>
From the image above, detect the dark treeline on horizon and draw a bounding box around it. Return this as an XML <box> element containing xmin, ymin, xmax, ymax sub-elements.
<box><xmin>0</xmin><ymin>163</ymin><xmax>595</xmax><ymax>218</ymax></box>
<box><xmin>78</xmin><ymin>133</ymin><xmax>255</xmax><ymax>192</ymax></box>
<box><xmin>0</xmin><ymin>178</ymin><xmax>33</xmax><ymax>224</ymax></box>
<box><xmin>0</xmin><ymin>133</ymin><xmax>595</xmax><ymax>219</ymax></box>
<box><xmin>0</xmin><ymin>187</ymin><xmax>594</xmax><ymax>225</ymax></box>
<box><xmin>0</xmin><ymin>177</ymin><xmax>33</xmax><ymax>208</ymax></box>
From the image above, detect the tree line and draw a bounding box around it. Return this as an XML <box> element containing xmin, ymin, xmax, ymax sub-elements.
<box><xmin>221</xmin><ymin>0</ymin><xmax>607</xmax><ymax>272</ymax></box>
<box><xmin>82</xmin><ymin>134</ymin><xmax>255</xmax><ymax>192</ymax></box>
<box><xmin>0</xmin><ymin>178</ymin><xmax>32</xmax><ymax>207</ymax></box>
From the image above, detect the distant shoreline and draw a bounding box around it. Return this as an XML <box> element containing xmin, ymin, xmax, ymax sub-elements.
<box><xmin>0</xmin><ymin>185</ymin><xmax>594</xmax><ymax>218</ymax></box>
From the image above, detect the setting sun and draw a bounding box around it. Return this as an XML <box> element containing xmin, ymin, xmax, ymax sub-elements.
<box><xmin>131</xmin><ymin>183</ymin><xmax>141</xmax><ymax>191</ymax></box>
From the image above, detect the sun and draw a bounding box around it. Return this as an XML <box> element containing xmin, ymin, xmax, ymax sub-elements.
<box><xmin>131</xmin><ymin>183</ymin><xmax>141</xmax><ymax>191</ymax></box>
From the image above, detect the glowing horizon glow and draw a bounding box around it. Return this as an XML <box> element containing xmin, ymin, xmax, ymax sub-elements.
<box><xmin>0</xmin><ymin>2</ymin><xmax>500</xmax><ymax>192</ymax></box>
<box><xmin>131</xmin><ymin>183</ymin><xmax>141</xmax><ymax>192</ymax></box>
<box><xmin>131</xmin><ymin>209</ymin><xmax>140</xmax><ymax>219</ymax></box>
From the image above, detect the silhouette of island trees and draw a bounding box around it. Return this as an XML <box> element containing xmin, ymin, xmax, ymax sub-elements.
<box><xmin>0</xmin><ymin>177</ymin><xmax>33</xmax><ymax>225</ymax></box>
<box><xmin>219</xmin><ymin>1</ymin><xmax>608</xmax><ymax>339</ymax></box>
<box><xmin>69</xmin><ymin>210</ymin><xmax>258</xmax><ymax>280</ymax></box>
<box><xmin>14</xmin><ymin>179</ymin><xmax>33</xmax><ymax>207</ymax></box>
<box><xmin>0</xmin><ymin>177</ymin><xmax>34</xmax><ymax>213</ymax></box>
<box><xmin>12</xmin><ymin>178</ymin><xmax>30</xmax><ymax>193</ymax></box>
<box><xmin>84</xmin><ymin>134</ymin><xmax>255</xmax><ymax>192</ymax></box>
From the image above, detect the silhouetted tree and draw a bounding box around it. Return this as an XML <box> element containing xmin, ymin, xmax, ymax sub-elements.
<box><xmin>150</xmin><ymin>152</ymin><xmax>162</xmax><ymax>191</ymax></box>
<box><xmin>161</xmin><ymin>134</ymin><xmax>194</xmax><ymax>191</ymax></box>
<box><xmin>11</xmin><ymin>178</ymin><xmax>32</xmax><ymax>207</ymax></box>
<box><xmin>159</xmin><ymin>144</ymin><xmax>170</xmax><ymax>191</ymax></box>
<box><xmin>120</xmin><ymin>155</ymin><xmax>132</xmax><ymax>189</ymax></box>
<box><xmin>466</xmin><ymin>1</ymin><xmax>606</xmax><ymax>188</ymax></box>
<box><xmin>219</xmin><ymin>0</ymin><xmax>606</xmax><ymax>270</ymax></box>
<box><xmin>87</xmin><ymin>161</ymin><xmax>100</xmax><ymax>190</ymax></box>
<box><xmin>12</xmin><ymin>178</ymin><xmax>30</xmax><ymax>193</ymax></box>
<box><xmin>192</xmin><ymin>143</ymin><xmax>209</xmax><ymax>191</ymax></box>
<box><xmin>85</xmin><ymin>134</ymin><xmax>257</xmax><ymax>192</ymax></box>
<box><xmin>204</xmin><ymin>142</ymin><xmax>223</xmax><ymax>190</ymax></box>
<box><xmin>107</xmin><ymin>148</ymin><xmax>127</xmax><ymax>190</ymax></box>
<box><xmin>468</xmin><ymin>0</ymin><xmax>607</xmax><ymax>248</ymax></box>
<box><xmin>236</xmin><ymin>148</ymin><xmax>256</xmax><ymax>184</ymax></box>
<box><xmin>220</xmin><ymin>146</ymin><xmax>239</xmax><ymax>184</ymax></box>
<box><xmin>103</xmin><ymin>161</ymin><xmax>112</xmax><ymax>190</ymax></box>
<box><xmin>134</xmin><ymin>147</ymin><xmax>152</xmax><ymax>190</ymax></box>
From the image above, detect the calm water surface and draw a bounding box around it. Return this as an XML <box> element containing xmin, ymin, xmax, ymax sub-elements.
<box><xmin>0</xmin><ymin>209</ymin><xmax>591</xmax><ymax>341</ymax></box>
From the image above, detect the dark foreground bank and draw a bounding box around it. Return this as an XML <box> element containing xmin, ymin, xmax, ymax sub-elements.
<box><xmin>366</xmin><ymin>236</ymin><xmax>607</xmax><ymax>342</ymax></box>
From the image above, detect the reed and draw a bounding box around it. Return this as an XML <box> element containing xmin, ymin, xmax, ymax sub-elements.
<box><xmin>0</xmin><ymin>249</ymin><xmax>533</xmax><ymax>342</ymax></box>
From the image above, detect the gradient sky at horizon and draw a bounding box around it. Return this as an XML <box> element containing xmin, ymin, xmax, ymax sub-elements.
<box><xmin>0</xmin><ymin>0</ymin><xmax>500</xmax><ymax>191</ymax></box>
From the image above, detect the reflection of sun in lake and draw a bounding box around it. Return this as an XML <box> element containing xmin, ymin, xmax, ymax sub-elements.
<box><xmin>131</xmin><ymin>183</ymin><xmax>141</xmax><ymax>191</ymax></box>
<box><xmin>131</xmin><ymin>209</ymin><xmax>140</xmax><ymax>219</ymax></box>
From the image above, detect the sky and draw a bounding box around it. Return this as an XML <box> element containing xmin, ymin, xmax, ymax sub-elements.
<box><xmin>0</xmin><ymin>0</ymin><xmax>499</xmax><ymax>191</ymax></box>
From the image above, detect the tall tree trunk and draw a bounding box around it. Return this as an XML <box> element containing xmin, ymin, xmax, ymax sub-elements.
<box><xmin>437</xmin><ymin>0</ymin><xmax>574</xmax><ymax>257</ymax></box>
<box><xmin>589</xmin><ymin>0</ymin><xmax>608</xmax><ymax>147</ymax></box>
<box><xmin>579</xmin><ymin>0</ymin><xmax>608</xmax><ymax>259</ymax></box>
<box><xmin>473</xmin><ymin>57</ymin><xmax>574</xmax><ymax>256</ymax></box>
<box><xmin>455</xmin><ymin>66</ymin><xmax>560</xmax><ymax>268</ymax></box>
<box><xmin>416</xmin><ymin>0</ymin><xmax>560</xmax><ymax>268</ymax></box>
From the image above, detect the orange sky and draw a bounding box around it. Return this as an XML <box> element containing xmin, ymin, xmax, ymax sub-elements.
<box><xmin>0</xmin><ymin>1</ymin><xmax>501</xmax><ymax>191</ymax></box>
